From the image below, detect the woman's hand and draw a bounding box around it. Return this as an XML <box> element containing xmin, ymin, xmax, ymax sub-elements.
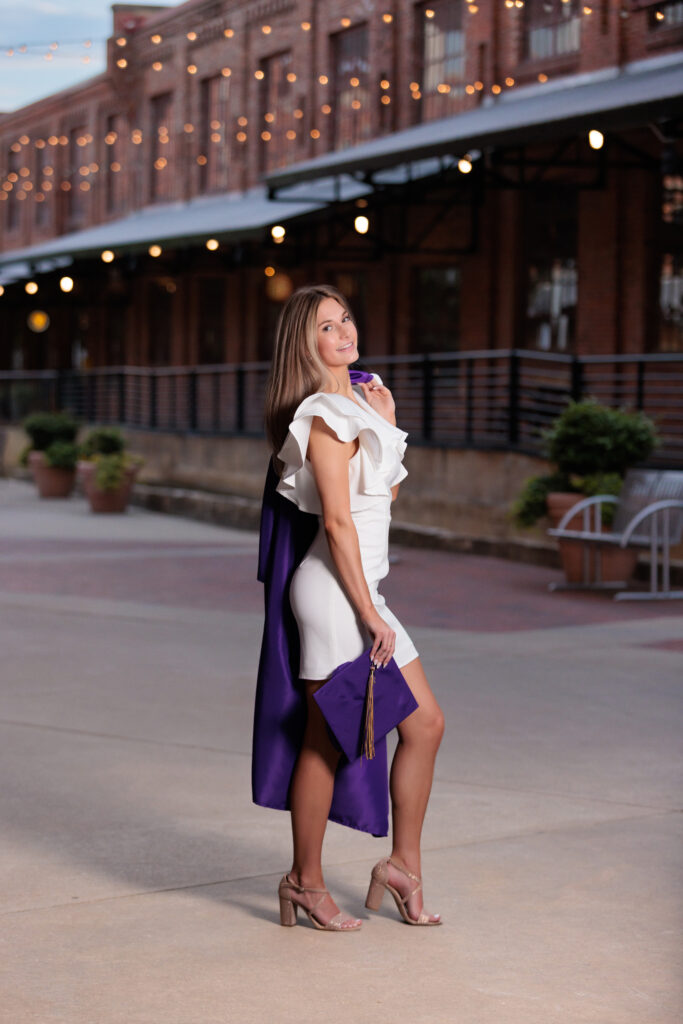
<box><xmin>363</xmin><ymin>608</ymin><xmax>396</xmax><ymax>668</ymax></box>
<box><xmin>358</xmin><ymin>381</ymin><xmax>396</xmax><ymax>425</ymax></box>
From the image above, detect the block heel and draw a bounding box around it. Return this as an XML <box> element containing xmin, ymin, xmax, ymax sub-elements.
<box><xmin>365</xmin><ymin>875</ymin><xmax>385</xmax><ymax>911</ymax></box>
<box><xmin>279</xmin><ymin>894</ymin><xmax>297</xmax><ymax>926</ymax></box>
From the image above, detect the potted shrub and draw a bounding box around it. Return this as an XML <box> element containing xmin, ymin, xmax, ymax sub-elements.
<box><xmin>77</xmin><ymin>427</ymin><xmax>144</xmax><ymax>513</ymax></box>
<box><xmin>512</xmin><ymin>399</ymin><xmax>659</xmax><ymax>583</ymax></box>
<box><xmin>22</xmin><ymin>411</ymin><xmax>80</xmax><ymax>498</ymax></box>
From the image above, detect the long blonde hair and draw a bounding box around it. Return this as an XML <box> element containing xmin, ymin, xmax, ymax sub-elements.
<box><xmin>264</xmin><ymin>283</ymin><xmax>355</xmax><ymax>465</ymax></box>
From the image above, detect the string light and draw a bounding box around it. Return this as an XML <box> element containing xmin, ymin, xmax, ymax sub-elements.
<box><xmin>206</xmin><ymin>238</ymin><xmax>219</xmax><ymax>250</ymax></box>
<box><xmin>588</xmin><ymin>129</ymin><xmax>604</xmax><ymax>150</ymax></box>
<box><xmin>148</xmin><ymin>245</ymin><xmax>162</xmax><ymax>258</ymax></box>
<box><xmin>354</xmin><ymin>215</ymin><xmax>369</xmax><ymax>234</ymax></box>
<box><xmin>271</xmin><ymin>225</ymin><xmax>285</xmax><ymax>242</ymax></box>
<box><xmin>60</xmin><ymin>277</ymin><xmax>74</xmax><ymax>292</ymax></box>
<box><xmin>25</xmin><ymin>281</ymin><xmax>38</xmax><ymax>294</ymax></box>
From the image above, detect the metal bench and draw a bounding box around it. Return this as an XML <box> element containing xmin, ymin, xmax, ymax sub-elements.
<box><xmin>547</xmin><ymin>468</ymin><xmax>683</xmax><ymax>601</ymax></box>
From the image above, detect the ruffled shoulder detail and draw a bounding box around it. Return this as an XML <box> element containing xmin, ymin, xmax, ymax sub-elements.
<box><xmin>275</xmin><ymin>389</ymin><xmax>408</xmax><ymax>515</ymax></box>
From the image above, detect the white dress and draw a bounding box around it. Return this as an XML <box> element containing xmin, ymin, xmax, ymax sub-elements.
<box><xmin>276</xmin><ymin>374</ymin><xmax>419</xmax><ymax>680</ymax></box>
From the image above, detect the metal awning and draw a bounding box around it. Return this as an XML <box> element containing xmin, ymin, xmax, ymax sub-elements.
<box><xmin>0</xmin><ymin>177</ymin><xmax>370</xmax><ymax>273</ymax></box>
<box><xmin>266</xmin><ymin>54</ymin><xmax>683</xmax><ymax>192</ymax></box>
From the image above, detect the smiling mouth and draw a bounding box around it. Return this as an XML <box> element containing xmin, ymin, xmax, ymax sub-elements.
<box><xmin>337</xmin><ymin>342</ymin><xmax>354</xmax><ymax>351</ymax></box>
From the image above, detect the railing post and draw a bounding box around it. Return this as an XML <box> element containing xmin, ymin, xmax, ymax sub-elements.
<box><xmin>570</xmin><ymin>355</ymin><xmax>584</xmax><ymax>402</ymax></box>
<box><xmin>118</xmin><ymin>371</ymin><xmax>126</xmax><ymax>425</ymax></box>
<box><xmin>236</xmin><ymin>366</ymin><xmax>245</xmax><ymax>432</ymax></box>
<box><xmin>508</xmin><ymin>351</ymin><xmax>519</xmax><ymax>446</ymax></box>
<box><xmin>636</xmin><ymin>359</ymin><xmax>645</xmax><ymax>411</ymax></box>
<box><xmin>149</xmin><ymin>372</ymin><xmax>157</xmax><ymax>429</ymax></box>
<box><xmin>188</xmin><ymin>369</ymin><xmax>198</xmax><ymax>432</ymax></box>
<box><xmin>422</xmin><ymin>355</ymin><xmax>433</xmax><ymax>442</ymax></box>
<box><xmin>465</xmin><ymin>357</ymin><xmax>474</xmax><ymax>444</ymax></box>
<box><xmin>56</xmin><ymin>369</ymin><xmax>67</xmax><ymax>413</ymax></box>
<box><xmin>213</xmin><ymin>370</ymin><xmax>221</xmax><ymax>433</ymax></box>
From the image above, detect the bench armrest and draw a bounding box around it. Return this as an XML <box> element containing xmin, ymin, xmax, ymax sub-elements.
<box><xmin>553</xmin><ymin>494</ymin><xmax>619</xmax><ymax>533</ymax></box>
<box><xmin>619</xmin><ymin>500</ymin><xmax>683</xmax><ymax>547</ymax></box>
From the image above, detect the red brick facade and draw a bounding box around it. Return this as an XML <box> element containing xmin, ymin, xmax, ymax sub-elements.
<box><xmin>1</xmin><ymin>0</ymin><xmax>682</xmax><ymax>369</ymax></box>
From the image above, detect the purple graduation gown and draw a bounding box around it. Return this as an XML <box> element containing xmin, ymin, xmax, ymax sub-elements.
<box><xmin>251</xmin><ymin>370</ymin><xmax>391</xmax><ymax>836</ymax></box>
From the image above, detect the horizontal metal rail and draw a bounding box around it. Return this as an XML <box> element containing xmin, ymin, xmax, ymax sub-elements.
<box><xmin>1</xmin><ymin>350</ymin><xmax>682</xmax><ymax>465</ymax></box>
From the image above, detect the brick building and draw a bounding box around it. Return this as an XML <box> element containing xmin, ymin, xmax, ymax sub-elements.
<box><xmin>0</xmin><ymin>0</ymin><xmax>682</xmax><ymax>372</ymax></box>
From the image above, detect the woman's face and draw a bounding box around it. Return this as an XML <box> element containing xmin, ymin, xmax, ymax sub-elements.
<box><xmin>315</xmin><ymin>297</ymin><xmax>358</xmax><ymax>369</ymax></box>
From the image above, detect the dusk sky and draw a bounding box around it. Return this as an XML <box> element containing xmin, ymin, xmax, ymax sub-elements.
<box><xmin>0</xmin><ymin>1</ymin><xmax>186</xmax><ymax>113</ymax></box>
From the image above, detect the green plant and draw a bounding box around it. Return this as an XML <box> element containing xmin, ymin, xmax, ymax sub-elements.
<box><xmin>79</xmin><ymin>426</ymin><xmax>125</xmax><ymax>459</ymax></box>
<box><xmin>43</xmin><ymin>441</ymin><xmax>79</xmax><ymax>471</ymax></box>
<box><xmin>22</xmin><ymin>411</ymin><xmax>79</xmax><ymax>451</ymax></box>
<box><xmin>92</xmin><ymin>452</ymin><xmax>144</xmax><ymax>491</ymax></box>
<box><xmin>513</xmin><ymin>400</ymin><xmax>659</xmax><ymax>529</ymax></box>
<box><xmin>542</xmin><ymin>399</ymin><xmax>658</xmax><ymax>477</ymax></box>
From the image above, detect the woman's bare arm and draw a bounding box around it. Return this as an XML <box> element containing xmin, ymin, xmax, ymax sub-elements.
<box><xmin>307</xmin><ymin>415</ymin><xmax>396</xmax><ymax>668</ymax></box>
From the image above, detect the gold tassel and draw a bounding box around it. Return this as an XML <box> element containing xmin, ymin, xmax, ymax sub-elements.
<box><xmin>363</xmin><ymin>664</ymin><xmax>376</xmax><ymax>760</ymax></box>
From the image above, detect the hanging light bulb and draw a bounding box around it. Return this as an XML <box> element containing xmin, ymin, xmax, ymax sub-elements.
<box><xmin>60</xmin><ymin>276</ymin><xmax>74</xmax><ymax>293</ymax></box>
<box><xmin>271</xmin><ymin>225</ymin><xmax>286</xmax><ymax>243</ymax></box>
<box><xmin>588</xmin><ymin>129</ymin><xmax>604</xmax><ymax>150</ymax></box>
<box><xmin>354</xmin><ymin>215</ymin><xmax>369</xmax><ymax>234</ymax></box>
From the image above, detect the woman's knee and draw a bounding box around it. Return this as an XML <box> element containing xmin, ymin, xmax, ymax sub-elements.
<box><xmin>401</xmin><ymin>704</ymin><xmax>445</xmax><ymax>748</ymax></box>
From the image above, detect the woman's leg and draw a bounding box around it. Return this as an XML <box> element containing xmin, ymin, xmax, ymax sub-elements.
<box><xmin>288</xmin><ymin>681</ymin><xmax>361</xmax><ymax>927</ymax></box>
<box><xmin>388</xmin><ymin>657</ymin><xmax>445</xmax><ymax>920</ymax></box>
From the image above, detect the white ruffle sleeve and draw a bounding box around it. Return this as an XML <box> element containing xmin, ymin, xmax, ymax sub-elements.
<box><xmin>276</xmin><ymin>379</ymin><xmax>408</xmax><ymax>515</ymax></box>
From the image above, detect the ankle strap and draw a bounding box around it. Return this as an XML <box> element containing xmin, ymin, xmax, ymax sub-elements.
<box><xmin>284</xmin><ymin>874</ymin><xmax>328</xmax><ymax>895</ymax></box>
<box><xmin>388</xmin><ymin>858</ymin><xmax>421</xmax><ymax>884</ymax></box>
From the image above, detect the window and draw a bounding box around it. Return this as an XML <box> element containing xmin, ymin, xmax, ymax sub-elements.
<box><xmin>523</xmin><ymin>0</ymin><xmax>581</xmax><ymax>62</ymax></box>
<box><xmin>658</xmin><ymin>173</ymin><xmax>683</xmax><ymax>352</ymax></box>
<box><xmin>332</xmin><ymin>24</ymin><xmax>371</xmax><ymax>149</ymax></box>
<box><xmin>411</xmin><ymin>267</ymin><xmax>460</xmax><ymax>352</ymax></box>
<box><xmin>258</xmin><ymin>51</ymin><xmax>297</xmax><ymax>174</ymax></box>
<box><xmin>67</xmin><ymin>126</ymin><xmax>88</xmax><ymax>225</ymax></box>
<box><xmin>147</xmin><ymin>279</ymin><xmax>174</xmax><ymax>365</ymax></box>
<box><xmin>150</xmin><ymin>92</ymin><xmax>174</xmax><ymax>203</ymax></box>
<box><xmin>34</xmin><ymin>138</ymin><xmax>50</xmax><ymax>228</ymax></box>
<box><xmin>6</xmin><ymin>148</ymin><xmax>20</xmax><ymax>231</ymax></box>
<box><xmin>648</xmin><ymin>0</ymin><xmax>683</xmax><ymax>27</ymax></box>
<box><xmin>199</xmin><ymin>76</ymin><xmax>229</xmax><ymax>193</ymax></box>
<box><xmin>105</xmin><ymin>113</ymin><xmax>127</xmax><ymax>215</ymax></box>
<box><xmin>197</xmin><ymin>278</ymin><xmax>226</xmax><ymax>363</ymax></box>
<box><xmin>524</xmin><ymin>193</ymin><xmax>578</xmax><ymax>352</ymax></box>
<box><xmin>414</xmin><ymin>1</ymin><xmax>466</xmax><ymax>123</ymax></box>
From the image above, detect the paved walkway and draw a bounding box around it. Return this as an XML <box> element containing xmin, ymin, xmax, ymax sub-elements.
<box><xmin>0</xmin><ymin>478</ymin><xmax>681</xmax><ymax>1024</ymax></box>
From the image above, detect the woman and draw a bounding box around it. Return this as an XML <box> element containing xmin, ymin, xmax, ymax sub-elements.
<box><xmin>254</xmin><ymin>284</ymin><xmax>444</xmax><ymax>931</ymax></box>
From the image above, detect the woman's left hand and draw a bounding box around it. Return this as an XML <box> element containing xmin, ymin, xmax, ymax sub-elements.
<box><xmin>358</xmin><ymin>381</ymin><xmax>396</xmax><ymax>425</ymax></box>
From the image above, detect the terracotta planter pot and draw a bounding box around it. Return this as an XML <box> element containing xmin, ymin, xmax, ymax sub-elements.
<box><xmin>78</xmin><ymin>460</ymin><xmax>140</xmax><ymax>513</ymax></box>
<box><xmin>547</xmin><ymin>491</ymin><xmax>638</xmax><ymax>585</ymax></box>
<box><xmin>28</xmin><ymin>450</ymin><xmax>76</xmax><ymax>499</ymax></box>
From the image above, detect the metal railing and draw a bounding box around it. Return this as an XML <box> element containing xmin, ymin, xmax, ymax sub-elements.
<box><xmin>1</xmin><ymin>350</ymin><xmax>682</xmax><ymax>465</ymax></box>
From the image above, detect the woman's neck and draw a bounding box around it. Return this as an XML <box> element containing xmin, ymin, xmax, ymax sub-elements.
<box><xmin>322</xmin><ymin>366</ymin><xmax>354</xmax><ymax>398</ymax></box>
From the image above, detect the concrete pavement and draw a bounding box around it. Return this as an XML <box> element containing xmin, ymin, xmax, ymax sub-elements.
<box><xmin>0</xmin><ymin>478</ymin><xmax>681</xmax><ymax>1024</ymax></box>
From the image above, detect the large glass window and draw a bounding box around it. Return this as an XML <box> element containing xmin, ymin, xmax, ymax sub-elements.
<box><xmin>332</xmin><ymin>24</ymin><xmax>371</xmax><ymax>149</ymax></box>
<box><xmin>105</xmin><ymin>113</ymin><xmax>127</xmax><ymax>215</ymax></box>
<box><xmin>524</xmin><ymin>193</ymin><xmax>578</xmax><ymax>352</ymax></box>
<box><xmin>150</xmin><ymin>92</ymin><xmax>174</xmax><ymax>203</ymax></box>
<box><xmin>199</xmin><ymin>75</ymin><xmax>230</xmax><ymax>193</ymax></box>
<box><xmin>659</xmin><ymin>173</ymin><xmax>683</xmax><ymax>352</ymax></box>
<box><xmin>258</xmin><ymin>51</ymin><xmax>296</xmax><ymax>174</ymax></box>
<box><xmin>197</xmin><ymin>278</ymin><xmax>226</xmax><ymax>363</ymax></box>
<box><xmin>523</xmin><ymin>0</ymin><xmax>581</xmax><ymax>62</ymax></box>
<box><xmin>647</xmin><ymin>0</ymin><xmax>683</xmax><ymax>27</ymax></box>
<box><xmin>411</xmin><ymin>267</ymin><xmax>460</xmax><ymax>352</ymax></box>
<box><xmin>414</xmin><ymin>0</ymin><xmax>465</xmax><ymax>123</ymax></box>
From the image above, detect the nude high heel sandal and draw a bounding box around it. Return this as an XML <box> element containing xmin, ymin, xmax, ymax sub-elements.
<box><xmin>365</xmin><ymin>858</ymin><xmax>442</xmax><ymax>926</ymax></box>
<box><xmin>278</xmin><ymin>875</ymin><xmax>362</xmax><ymax>931</ymax></box>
